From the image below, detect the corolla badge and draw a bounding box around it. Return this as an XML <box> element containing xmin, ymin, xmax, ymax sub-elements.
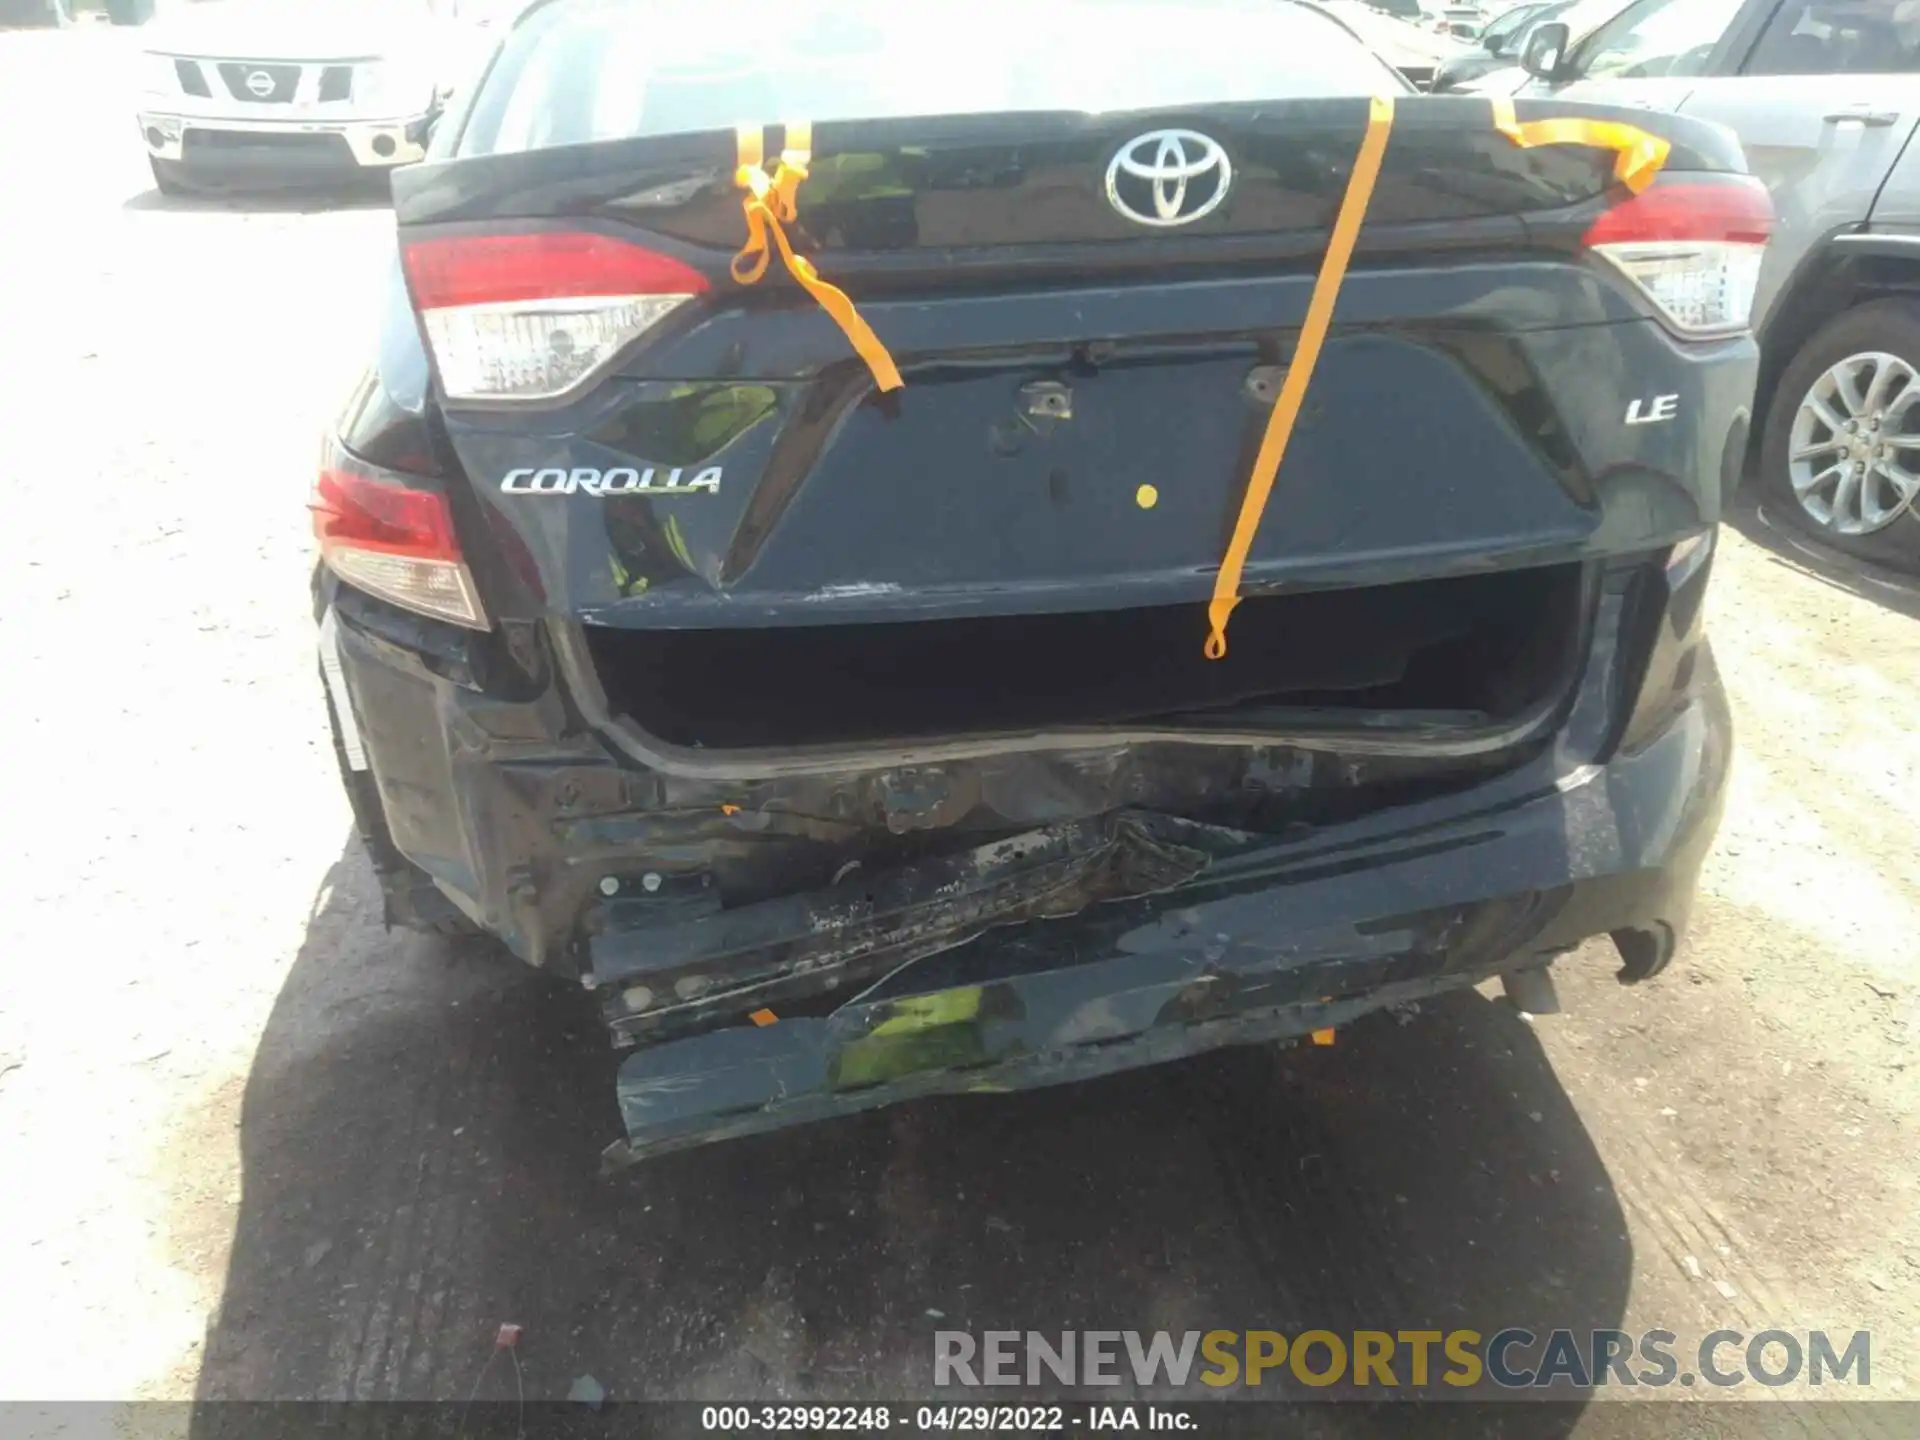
<box><xmin>1105</xmin><ymin>129</ymin><xmax>1232</xmax><ymax>228</ymax></box>
<box><xmin>500</xmin><ymin>466</ymin><xmax>722</xmax><ymax>496</ymax></box>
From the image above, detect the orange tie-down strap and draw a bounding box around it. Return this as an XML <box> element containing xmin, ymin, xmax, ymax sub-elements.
<box><xmin>1201</xmin><ymin>96</ymin><xmax>1674</xmax><ymax>660</ymax></box>
<box><xmin>733</xmin><ymin>121</ymin><xmax>903</xmax><ymax>393</ymax></box>
<box><xmin>1490</xmin><ymin>97</ymin><xmax>1671</xmax><ymax>194</ymax></box>
<box><xmin>1204</xmin><ymin>94</ymin><xmax>1396</xmax><ymax>661</ymax></box>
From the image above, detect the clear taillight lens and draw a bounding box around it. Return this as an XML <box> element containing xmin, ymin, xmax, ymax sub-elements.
<box><xmin>311</xmin><ymin>441</ymin><xmax>488</xmax><ymax>629</ymax></box>
<box><xmin>420</xmin><ymin>296</ymin><xmax>693</xmax><ymax>402</ymax></box>
<box><xmin>1582</xmin><ymin>174</ymin><xmax>1774</xmax><ymax>336</ymax></box>
<box><xmin>401</xmin><ymin>232</ymin><xmax>709</xmax><ymax>404</ymax></box>
<box><xmin>1594</xmin><ymin>243</ymin><xmax>1764</xmax><ymax>332</ymax></box>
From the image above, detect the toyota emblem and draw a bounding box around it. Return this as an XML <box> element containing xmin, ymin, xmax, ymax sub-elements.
<box><xmin>245</xmin><ymin>69</ymin><xmax>276</xmax><ymax>98</ymax></box>
<box><xmin>1105</xmin><ymin>129</ymin><xmax>1232</xmax><ymax>228</ymax></box>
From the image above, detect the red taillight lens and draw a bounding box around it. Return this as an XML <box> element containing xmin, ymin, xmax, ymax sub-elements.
<box><xmin>1581</xmin><ymin>174</ymin><xmax>1774</xmax><ymax>335</ymax></box>
<box><xmin>401</xmin><ymin>231</ymin><xmax>709</xmax><ymax>405</ymax></box>
<box><xmin>313</xmin><ymin>468</ymin><xmax>461</xmax><ymax>561</ymax></box>
<box><xmin>312</xmin><ymin>446</ymin><xmax>488</xmax><ymax>629</ymax></box>
<box><xmin>1581</xmin><ymin>175</ymin><xmax>1774</xmax><ymax>248</ymax></box>
<box><xmin>402</xmin><ymin>232</ymin><xmax>711</xmax><ymax>309</ymax></box>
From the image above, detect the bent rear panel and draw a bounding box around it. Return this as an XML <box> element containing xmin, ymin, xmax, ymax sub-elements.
<box><xmin>323</xmin><ymin>525</ymin><xmax>1726</xmax><ymax>998</ymax></box>
<box><xmin>322</xmin><ymin>528</ymin><xmax>1730</xmax><ymax>1166</ymax></box>
<box><xmin>316</xmin><ymin>0</ymin><xmax>1754</xmax><ymax>1156</ymax></box>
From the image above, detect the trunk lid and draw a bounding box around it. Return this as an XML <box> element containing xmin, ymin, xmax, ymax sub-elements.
<box><xmin>387</xmin><ymin>9</ymin><xmax>1753</xmax><ymax>754</ymax></box>
<box><xmin>396</xmin><ymin>97</ymin><xmax>1744</xmax><ymax>617</ymax></box>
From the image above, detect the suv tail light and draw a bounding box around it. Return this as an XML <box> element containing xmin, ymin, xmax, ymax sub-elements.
<box><xmin>1582</xmin><ymin>173</ymin><xmax>1774</xmax><ymax>335</ymax></box>
<box><xmin>401</xmin><ymin>232</ymin><xmax>709</xmax><ymax>404</ymax></box>
<box><xmin>312</xmin><ymin>438</ymin><xmax>488</xmax><ymax>628</ymax></box>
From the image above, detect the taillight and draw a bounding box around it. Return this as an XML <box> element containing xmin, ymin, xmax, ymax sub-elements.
<box><xmin>401</xmin><ymin>231</ymin><xmax>709</xmax><ymax>404</ymax></box>
<box><xmin>1581</xmin><ymin>174</ymin><xmax>1773</xmax><ymax>336</ymax></box>
<box><xmin>312</xmin><ymin>440</ymin><xmax>488</xmax><ymax>629</ymax></box>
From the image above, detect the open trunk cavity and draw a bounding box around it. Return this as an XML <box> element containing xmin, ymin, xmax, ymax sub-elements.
<box><xmin>583</xmin><ymin>563</ymin><xmax>1586</xmax><ymax>749</ymax></box>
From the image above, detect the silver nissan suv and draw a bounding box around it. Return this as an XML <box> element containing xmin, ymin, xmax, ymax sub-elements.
<box><xmin>131</xmin><ymin>0</ymin><xmax>461</xmax><ymax>194</ymax></box>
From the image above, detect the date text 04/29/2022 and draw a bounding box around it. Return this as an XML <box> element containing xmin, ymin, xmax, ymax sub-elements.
<box><xmin>699</xmin><ymin>1405</ymin><xmax>1189</xmax><ymax>1431</ymax></box>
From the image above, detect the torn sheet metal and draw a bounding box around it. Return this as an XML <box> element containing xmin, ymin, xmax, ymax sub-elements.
<box><xmin>589</xmin><ymin>811</ymin><xmax>1236</xmax><ymax>1040</ymax></box>
<box><xmin>604</xmin><ymin>895</ymin><xmax>1534</xmax><ymax>1167</ymax></box>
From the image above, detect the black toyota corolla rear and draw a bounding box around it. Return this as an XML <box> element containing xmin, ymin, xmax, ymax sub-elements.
<box><xmin>313</xmin><ymin>0</ymin><xmax>1765</xmax><ymax>1163</ymax></box>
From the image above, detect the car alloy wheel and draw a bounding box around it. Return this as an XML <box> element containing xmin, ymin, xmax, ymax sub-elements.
<box><xmin>1786</xmin><ymin>350</ymin><xmax>1920</xmax><ymax>535</ymax></box>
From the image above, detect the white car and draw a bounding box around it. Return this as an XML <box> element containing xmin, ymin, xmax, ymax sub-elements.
<box><xmin>133</xmin><ymin>0</ymin><xmax>455</xmax><ymax>193</ymax></box>
<box><xmin>1432</xmin><ymin>4</ymin><xmax>1488</xmax><ymax>37</ymax></box>
<box><xmin>1323</xmin><ymin>0</ymin><xmax>1474</xmax><ymax>86</ymax></box>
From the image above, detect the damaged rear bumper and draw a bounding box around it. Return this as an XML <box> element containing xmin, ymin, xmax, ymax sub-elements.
<box><xmin>320</xmin><ymin>548</ymin><xmax>1729</xmax><ymax>1162</ymax></box>
<box><xmin>601</xmin><ymin>678</ymin><xmax>1725</xmax><ymax>1163</ymax></box>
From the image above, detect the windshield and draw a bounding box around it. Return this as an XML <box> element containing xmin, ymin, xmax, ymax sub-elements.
<box><xmin>1498</xmin><ymin>0</ymin><xmax>1578</xmax><ymax>51</ymax></box>
<box><xmin>1551</xmin><ymin>0</ymin><xmax>1643</xmax><ymax>39</ymax></box>
<box><xmin>1575</xmin><ymin>0</ymin><xmax>1744</xmax><ymax>79</ymax></box>
<box><xmin>1483</xmin><ymin>2</ymin><xmax>1544</xmax><ymax>47</ymax></box>
<box><xmin>1482</xmin><ymin>2</ymin><xmax>1544</xmax><ymax>42</ymax></box>
<box><xmin>459</xmin><ymin>0</ymin><xmax>1409</xmax><ymax>157</ymax></box>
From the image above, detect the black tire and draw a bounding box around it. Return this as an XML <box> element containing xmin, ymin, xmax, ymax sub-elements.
<box><xmin>1759</xmin><ymin>299</ymin><xmax>1920</xmax><ymax>571</ymax></box>
<box><xmin>148</xmin><ymin>155</ymin><xmax>191</xmax><ymax>196</ymax></box>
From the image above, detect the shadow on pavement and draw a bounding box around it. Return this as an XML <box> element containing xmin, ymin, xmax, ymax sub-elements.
<box><xmin>189</xmin><ymin>836</ymin><xmax>1632</xmax><ymax>1437</ymax></box>
<box><xmin>1724</xmin><ymin>491</ymin><xmax>1920</xmax><ymax>623</ymax></box>
<box><xmin>122</xmin><ymin>177</ymin><xmax>393</xmax><ymax>215</ymax></box>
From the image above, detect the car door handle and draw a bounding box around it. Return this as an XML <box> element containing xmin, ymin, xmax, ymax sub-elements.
<box><xmin>1824</xmin><ymin>106</ymin><xmax>1901</xmax><ymax>127</ymax></box>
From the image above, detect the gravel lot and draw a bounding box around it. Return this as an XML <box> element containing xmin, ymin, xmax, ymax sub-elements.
<box><xmin>0</xmin><ymin>24</ymin><xmax>1915</xmax><ymax>1433</ymax></box>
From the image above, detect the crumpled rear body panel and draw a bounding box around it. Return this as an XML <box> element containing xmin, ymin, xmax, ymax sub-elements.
<box><xmin>324</xmin><ymin>79</ymin><xmax>1750</xmax><ymax>1159</ymax></box>
<box><xmin>603</xmin><ymin>659</ymin><xmax>1727</xmax><ymax>1164</ymax></box>
<box><xmin>327</xmin><ymin>541</ymin><xmax>1730</xmax><ymax>1161</ymax></box>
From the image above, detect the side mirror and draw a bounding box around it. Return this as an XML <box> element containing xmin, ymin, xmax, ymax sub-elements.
<box><xmin>1521</xmin><ymin>20</ymin><xmax>1571</xmax><ymax>79</ymax></box>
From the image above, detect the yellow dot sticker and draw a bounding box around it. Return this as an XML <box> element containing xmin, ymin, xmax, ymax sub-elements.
<box><xmin>1136</xmin><ymin>484</ymin><xmax>1159</xmax><ymax>509</ymax></box>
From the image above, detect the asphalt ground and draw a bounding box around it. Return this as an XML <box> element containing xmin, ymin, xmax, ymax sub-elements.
<box><xmin>0</xmin><ymin>24</ymin><xmax>1914</xmax><ymax>1436</ymax></box>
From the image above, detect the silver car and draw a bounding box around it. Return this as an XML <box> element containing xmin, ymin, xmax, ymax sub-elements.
<box><xmin>1487</xmin><ymin>0</ymin><xmax>1920</xmax><ymax>566</ymax></box>
<box><xmin>132</xmin><ymin>0</ymin><xmax>450</xmax><ymax>193</ymax></box>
